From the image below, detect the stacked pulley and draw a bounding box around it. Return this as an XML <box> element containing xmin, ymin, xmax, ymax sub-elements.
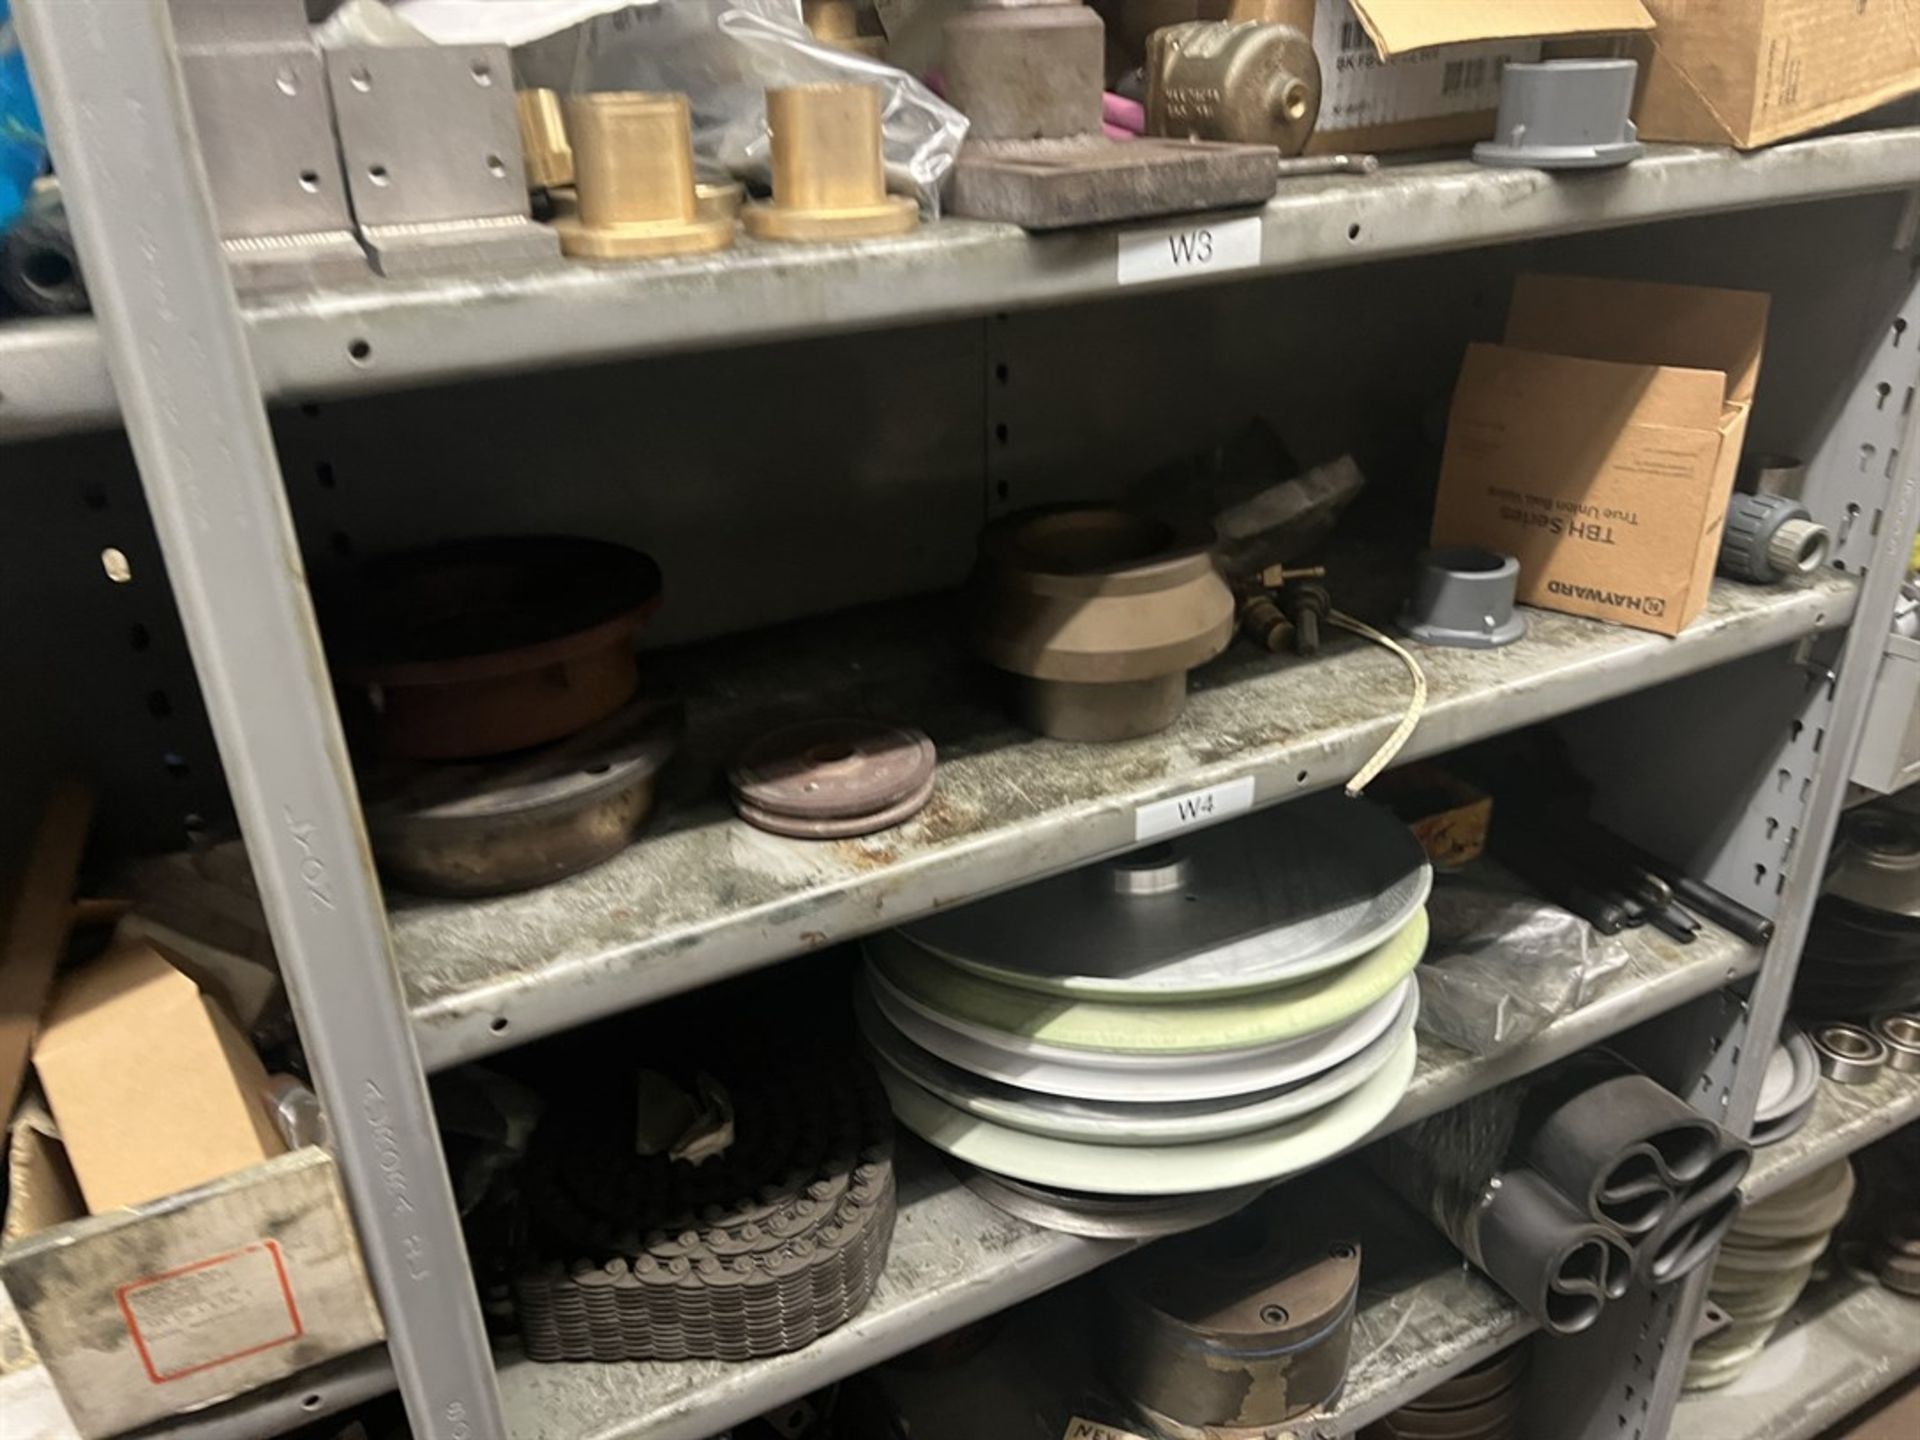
<box><xmin>1363</xmin><ymin>1346</ymin><xmax>1528</xmax><ymax>1440</ymax></box>
<box><xmin>329</xmin><ymin>536</ymin><xmax>677</xmax><ymax>896</ymax></box>
<box><xmin>1749</xmin><ymin>1022</ymin><xmax>1820</xmax><ymax>1147</ymax></box>
<box><xmin>1684</xmin><ymin>1159</ymin><xmax>1856</xmax><ymax>1391</ymax></box>
<box><xmin>727</xmin><ymin>717</ymin><xmax>936</xmax><ymax>838</ymax></box>
<box><xmin>857</xmin><ymin>792</ymin><xmax>1429</xmax><ymax>1234</ymax></box>
<box><xmin>1793</xmin><ymin>803</ymin><xmax>1920</xmax><ymax>1018</ymax></box>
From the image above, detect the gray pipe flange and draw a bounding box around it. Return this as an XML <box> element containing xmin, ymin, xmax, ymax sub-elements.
<box><xmin>1473</xmin><ymin>60</ymin><xmax>1643</xmax><ymax>170</ymax></box>
<box><xmin>1718</xmin><ymin>493</ymin><xmax>1832</xmax><ymax>583</ymax></box>
<box><xmin>1399</xmin><ymin>547</ymin><xmax>1526</xmax><ymax>649</ymax></box>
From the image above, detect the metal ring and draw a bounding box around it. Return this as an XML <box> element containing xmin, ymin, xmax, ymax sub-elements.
<box><xmin>1810</xmin><ymin>1022</ymin><xmax>1888</xmax><ymax>1084</ymax></box>
<box><xmin>1873</xmin><ymin>1013</ymin><xmax>1920</xmax><ymax>1073</ymax></box>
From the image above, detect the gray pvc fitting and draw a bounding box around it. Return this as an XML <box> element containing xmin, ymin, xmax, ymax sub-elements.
<box><xmin>1719</xmin><ymin>492</ymin><xmax>1832</xmax><ymax>583</ymax></box>
<box><xmin>1473</xmin><ymin>59</ymin><xmax>1644</xmax><ymax>170</ymax></box>
<box><xmin>1399</xmin><ymin>546</ymin><xmax>1526</xmax><ymax>649</ymax></box>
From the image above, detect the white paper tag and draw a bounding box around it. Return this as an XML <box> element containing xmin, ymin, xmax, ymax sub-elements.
<box><xmin>1063</xmin><ymin>1418</ymin><xmax>1155</xmax><ymax>1440</ymax></box>
<box><xmin>1134</xmin><ymin>775</ymin><xmax>1256</xmax><ymax>842</ymax></box>
<box><xmin>1116</xmin><ymin>215</ymin><xmax>1262</xmax><ymax>286</ymax></box>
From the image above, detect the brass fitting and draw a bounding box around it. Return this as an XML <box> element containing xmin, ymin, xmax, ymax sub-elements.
<box><xmin>1146</xmin><ymin>20</ymin><xmax>1321</xmax><ymax>153</ymax></box>
<box><xmin>744</xmin><ymin>85</ymin><xmax>918</xmax><ymax>243</ymax></box>
<box><xmin>803</xmin><ymin>0</ymin><xmax>889</xmax><ymax>58</ymax></box>
<box><xmin>552</xmin><ymin>92</ymin><xmax>735</xmax><ymax>260</ymax></box>
<box><xmin>696</xmin><ymin>181</ymin><xmax>746</xmax><ymax>221</ymax></box>
<box><xmin>516</xmin><ymin>88</ymin><xmax>573</xmax><ymax>190</ymax></box>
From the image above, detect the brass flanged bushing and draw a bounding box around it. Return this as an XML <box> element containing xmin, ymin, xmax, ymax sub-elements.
<box><xmin>1146</xmin><ymin>20</ymin><xmax>1321</xmax><ymax>153</ymax></box>
<box><xmin>969</xmin><ymin>506</ymin><xmax>1234</xmax><ymax>742</ymax></box>
<box><xmin>516</xmin><ymin>88</ymin><xmax>574</xmax><ymax>189</ymax></box>
<box><xmin>552</xmin><ymin>92</ymin><xmax>735</xmax><ymax>260</ymax></box>
<box><xmin>804</xmin><ymin>0</ymin><xmax>889</xmax><ymax>58</ymax></box>
<box><xmin>743</xmin><ymin>85</ymin><xmax>918</xmax><ymax>242</ymax></box>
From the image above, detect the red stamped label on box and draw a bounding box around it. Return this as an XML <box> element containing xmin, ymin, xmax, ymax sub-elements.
<box><xmin>115</xmin><ymin>1240</ymin><xmax>303</xmax><ymax>1383</ymax></box>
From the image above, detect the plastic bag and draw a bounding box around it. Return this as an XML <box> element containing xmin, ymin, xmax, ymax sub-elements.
<box><xmin>0</xmin><ymin>0</ymin><xmax>47</xmax><ymax>235</ymax></box>
<box><xmin>507</xmin><ymin>0</ymin><xmax>967</xmax><ymax>212</ymax></box>
<box><xmin>1417</xmin><ymin>869</ymin><xmax>1633</xmax><ymax>1056</ymax></box>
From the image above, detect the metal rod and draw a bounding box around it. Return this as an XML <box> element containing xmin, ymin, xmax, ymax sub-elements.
<box><xmin>11</xmin><ymin>4</ymin><xmax>506</xmax><ymax>1435</ymax></box>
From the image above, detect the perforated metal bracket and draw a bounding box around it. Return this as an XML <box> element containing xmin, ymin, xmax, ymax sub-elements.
<box><xmin>169</xmin><ymin>0</ymin><xmax>368</xmax><ymax>289</ymax></box>
<box><xmin>325</xmin><ymin>44</ymin><xmax>559</xmax><ymax>278</ymax></box>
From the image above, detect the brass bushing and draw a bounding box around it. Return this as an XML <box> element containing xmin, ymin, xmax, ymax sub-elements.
<box><xmin>696</xmin><ymin>180</ymin><xmax>746</xmax><ymax>221</ymax></box>
<box><xmin>1146</xmin><ymin>20</ymin><xmax>1321</xmax><ymax>152</ymax></box>
<box><xmin>744</xmin><ymin>85</ymin><xmax>918</xmax><ymax>242</ymax></box>
<box><xmin>969</xmin><ymin>506</ymin><xmax>1235</xmax><ymax>742</ymax></box>
<box><xmin>552</xmin><ymin>92</ymin><xmax>734</xmax><ymax>260</ymax></box>
<box><xmin>516</xmin><ymin>88</ymin><xmax>574</xmax><ymax>189</ymax></box>
<box><xmin>804</xmin><ymin>0</ymin><xmax>889</xmax><ymax>58</ymax></box>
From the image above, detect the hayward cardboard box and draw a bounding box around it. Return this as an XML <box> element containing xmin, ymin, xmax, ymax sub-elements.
<box><xmin>1632</xmin><ymin>0</ymin><xmax>1920</xmax><ymax>149</ymax></box>
<box><xmin>1431</xmin><ymin>275</ymin><xmax>1771</xmax><ymax>637</ymax></box>
<box><xmin>1296</xmin><ymin>0</ymin><xmax>1654</xmax><ymax>154</ymax></box>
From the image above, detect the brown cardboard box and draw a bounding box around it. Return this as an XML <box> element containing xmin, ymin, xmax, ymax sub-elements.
<box><xmin>0</xmin><ymin>784</ymin><xmax>90</xmax><ymax>1128</ymax></box>
<box><xmin>1431</xmin><ymin>274</ymin><xmax>1770</xmax><ymax>637</ymax></box>
<box><xmin>1301</xmin><ymin>0</ymin><xmax>1653</xmax><ymax>154</ymax></box>
<box><xmin>1633</xmin><ymin>0</ymin><xmax>1920</xmax><ymax>149</ymax></box>
<box><xmin>1</xmin><ymin>1134</ymin><xmax>385</xmax><ymax>1439</ymax></box>
<box><xmin>31</xmin><ymin>941</ymin><xmax>285</xmax><ymax>1213</ymax></box>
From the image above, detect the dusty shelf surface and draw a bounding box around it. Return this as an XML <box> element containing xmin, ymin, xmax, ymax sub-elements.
<box><xmin>489</xmin><ymin>916</ymin><xmax>1752</xmax><ymax>1440</ymax></box>
<box><xmin>393</xmin><ymin>575</ymin><xmax>1841</xmax><ymax>1071</ymax></box>
<box><xmin>1747</xmin><ymin>1060</ymin><xmax>1920</xmax><ymax>1202</ymax></box>
<box><xmin>1675</xmin><ymin>1271</ymin><xmax>1920</xmax><ymax>1440</ymax></box>
<box><xmin>6</xmin><ymin>128</ymin><xmax>1919</xmax><ymax>440</ymax></box>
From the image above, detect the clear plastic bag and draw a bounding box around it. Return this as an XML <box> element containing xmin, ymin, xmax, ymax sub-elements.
<box><xmin>1417</xmin><ymin>869</ymin><xmax>1633</xmax><ymax>1056</ymax></box>
<box><xmin>498</xmin><ymin>0</ymin><xmax>967</xmax><ymax>212</ymax></box>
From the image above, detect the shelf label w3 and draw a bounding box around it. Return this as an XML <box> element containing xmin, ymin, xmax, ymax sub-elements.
<box><xmin>1135</xmin><ymin>775</ymin><xmax>1257</xmax><ymax>842</ymax></box>
<box><xmin>1116</xmin><ymin>214</ymin><xmax>1262</xmax><ymax>286</ymax></box>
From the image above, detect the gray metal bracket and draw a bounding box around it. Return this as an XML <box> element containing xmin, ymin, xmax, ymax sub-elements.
<box><xmin>11</xmin><ymin>4</ymin><xmax>507</xmax><ymax>1436</ymax></box>
<box><xmin>324</xmin><ymin>43</ymin><xmax>558</xmax><ymax>278</ymax></box>
<box><xmin>169</xmin><ymin>0</ymin><xmax>369</xmax><ymax>289</ymax></box>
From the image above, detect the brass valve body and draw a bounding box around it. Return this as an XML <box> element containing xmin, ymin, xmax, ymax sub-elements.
<box><xmin>516</xmin><ymin>88</ymin><xmax>574</xmax><ymax>189</ymax></box>
<box><xmin>744</xmin><ymin>85</ymin><xmax>918</xmax><ymax>242</ymax></box>
<box><xmin>1146</xmin><ymin>19</ymin><xmax>1321</xmax><ymax>153</ymax></box>
<box><xmin>553</xmin><ymin>92</ymin><xmax>735</xmax><ymax>259</ymax></box>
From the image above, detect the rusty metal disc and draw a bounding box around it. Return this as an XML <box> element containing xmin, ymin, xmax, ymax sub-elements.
<box><xmin>730</xmin><ymin>718</ymin><xmax>936</xmax><ymax>833</ymax></box>
<box><xmin>736</xmin><ymin>771</ymin><xmax>936</xmax><ymax>840</ymax></box>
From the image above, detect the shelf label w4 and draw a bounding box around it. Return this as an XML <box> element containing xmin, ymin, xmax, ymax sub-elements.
<box><xmin>1116</xmin><ymin>214</ymin><xmax>1262</xmax><ymax>286</ymax></box>
<box><xmin>1135</xmin><ymin>775</ymin><xmax>1257</xmax><ymax>842</ymax></box>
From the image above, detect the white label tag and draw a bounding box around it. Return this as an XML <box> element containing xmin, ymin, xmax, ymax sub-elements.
<box><xmin>1064</xmin><ymin>1418</ymin><xmax>1155</xmax><ymax>1440</ymax></box>
<box><xmin>1116</xmin><ymin>215</ymin><xmax>1262</xmax><ymax>286</ymax></box>
<box><xmin>1134</xmin><ymin>775</ymin><xmax>1256</xmax><ymax>842</ymax></box>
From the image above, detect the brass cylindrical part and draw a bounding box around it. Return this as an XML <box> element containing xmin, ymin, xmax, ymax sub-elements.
<box><xmin>771</xmin><ymin>85</ymin><xmax>885</xmax><ymax>211</ymax></box>
<box><xmin>803</xmin><ymin>0</ymin><xmax>888</xmax><ymax>55</ymax></box>
<box><xmin>571</xmin><ymin>92</ymin><xmax>697</xmax><ymax>227</ymax></box>
<box><xmin>517</xmin><ymin>88</ymin><xmax>574</xmax><ymax>189</ymax></box>
<box><xmin>554</xmin><ymin>92</ymin><xmax>734</xmax><ymax>259</ymax></box>
<box><xmin>744</xmin><ymin>84</ymin><xmax>917</xmax><ymax>242</ymax></box>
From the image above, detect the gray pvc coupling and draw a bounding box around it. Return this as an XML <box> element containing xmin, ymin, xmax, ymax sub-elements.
<box><xmin>1719</xmin><ymin>492</ymin><xmax>1832</xmax><ymax>583</ymax></box>
<box><xmin>1399</xmin><ymin>547</ymin><xmax>1526</xmax><ymax>649</ymax></box>
<box><xmin>1473</xmin><ymin>59</ymin><xmax>1643</xmax><ymax>171</ymax></box>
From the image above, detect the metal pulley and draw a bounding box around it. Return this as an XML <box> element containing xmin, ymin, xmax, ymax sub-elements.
<box><xmin>1146</xmin><ymin>20</ymin><xmax>1321</xmax><ymax>153</ymax></box>
<box><xmin>729</xmin><ymin>717</ymin><xmax>937</xmax><ymax>838</ymax></box>
<box><xmin>1101</xmin><ymin>1209</ymin><xmax>1361</xmax><ymax>1435</ymax></box>
<box><xmin>968</xmin><ymin>506</ymin><xmax>1235</xmax><ymax>741</ymax></box>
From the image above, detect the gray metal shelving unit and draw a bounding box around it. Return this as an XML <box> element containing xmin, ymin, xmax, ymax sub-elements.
<box><xmin>7</xmin><ymin>5</ymin><xmax>1920</xmax><ymax>1439</ymax></box>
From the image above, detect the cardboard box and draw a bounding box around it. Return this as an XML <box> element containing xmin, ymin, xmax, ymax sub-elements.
<box><xmin>1301</xmin><ymin>0</ymin><xmax>1653</xmax><ymax>154</ymax></box>
<box><xmin>1632</xmin><ymin>0</ymin><xmax>1920</xmax><ymax>149</ymax></box>
<box><xmin>1</xmin><ymin>1136</ymin><xmax>385</xmax><ymax>1439</ymax></box>
<box><xmin>1431</xmin><ymin>274</ymin><xmax>1770</xmax><ymax>637</ymax></box>
<box><xmin>31</xmin><ymin>941</ymin><xmax>285</xmax><ymax>1214</ymax></box>
<box><xmin>0</xmin><ymin>784</ymin><xmax>90</xmax><ymax>1129</ymax></box>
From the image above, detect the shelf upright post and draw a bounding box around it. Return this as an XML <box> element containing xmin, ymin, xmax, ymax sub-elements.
<box><xmin>10</xmin><ymin>3</ymin><xmax>508</xmax><ymax>1436</ymax></box>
